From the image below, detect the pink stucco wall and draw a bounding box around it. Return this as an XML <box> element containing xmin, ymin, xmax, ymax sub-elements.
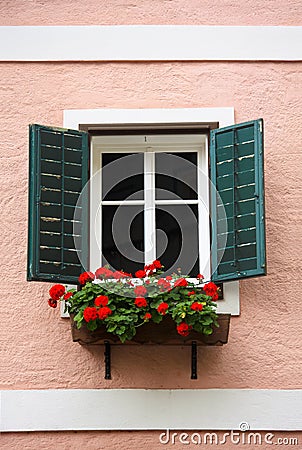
<box><xmin>2</xmin><ymin>431</ymin><xmax>302</xmax><ymax>450</ymax></box>
<box><xmin>1</xmin><ymin>60</ymin><xmax>301</xmax><ymax>390</ymax></box>
<box><xmin>0</xmin><ymin>0</ymin><xmax>301</xmax><ymax>25</ymax></box>
<box><xmin>0</xmin><ymin>2</ymin><xmax>301</xmax><ymax>448</ymax></box>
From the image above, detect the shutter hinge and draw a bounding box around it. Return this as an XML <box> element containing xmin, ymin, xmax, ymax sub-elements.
<box><xmin>259</xmin><ymin>121</ymin><xmax>262</xmax><ymax>133</ymax></box>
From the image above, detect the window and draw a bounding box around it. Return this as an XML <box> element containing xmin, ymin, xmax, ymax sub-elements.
<box><xmin>89</xmin><ymin>133</ymin><xmax>210</xmax><ymax>279</ymax></box>
<box><xmin>27</xmin><ymin>108</ymin><xmax>266</xmax><ymax>315</ymax></box>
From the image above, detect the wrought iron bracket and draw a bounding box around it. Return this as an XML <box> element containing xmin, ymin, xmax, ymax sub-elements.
<box><xmin>104</xmin><ymin>340</ymin><xmax>111</xmax><ymax>380</ymax></box>
<box><xmin>191</xmin><ymin>341</ymin><xmax>198</xmax><ymax>379</ymax></box>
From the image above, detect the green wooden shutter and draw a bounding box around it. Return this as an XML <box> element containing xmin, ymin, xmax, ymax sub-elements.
<box><xmin>27</xmin><ymin>124</ymin><xmax>89</xmax><ymax>284</ymax></box>
<box><xmin>210</xmin><ymin>119</ymin><xmax>266</xmax><ymax>282</ymax></box>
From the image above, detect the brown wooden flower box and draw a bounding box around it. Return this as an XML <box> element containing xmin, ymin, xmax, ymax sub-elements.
<box><xmin>71</xmin><ymin>314</ymin><xmax>230</xmax><ymax>346</ymax></box>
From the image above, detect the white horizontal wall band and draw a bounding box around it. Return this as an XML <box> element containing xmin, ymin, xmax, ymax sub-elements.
<box><xmin>1</xmin><ymin>389</ymin><xmax>301</xmax><ymax>431</ymax></box>
<box><xmin>1</xmin><ymin>26</ymin><xmax>301</xmax><ymax>61</ymax></box>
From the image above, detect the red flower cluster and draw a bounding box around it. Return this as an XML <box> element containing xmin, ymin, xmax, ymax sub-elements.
<box><xmin>49</xmin><ymin>284</ymin><xmax>65</xmax><ymax>300</ymax></box>
<box><xmin>197</xmin><ymin>274</ymin><xmax>204</xmax><ymax>280</ymax></box>
<box><xmin>135</xmin><ymin>270</ymin><xmax>146</xmax><ymax>278</ymax></box>
<box><xmin>144</xmin><ymin>259</ymin><xmax>162</xmax><ymax>275</ymax></box>
<box><xmin>83</xmin><ymin>306</ymin><xmax>98</xmax><ymax>322</ymax></box>
<box><xmin>157</xmin><ymin>278</ymin><xmax>171</xmax><ymax>292</ymax></box>
<box><xmin>83</xmin><ymin>305</ymin><xmax>112</xmax><ymax>322</ymax></box>
<box><xmin>187</xmin><ymin>290</ymin><xmax>195</xmax><ymax>296</ymax></box>
<box><xmin>190</xmin><ymin>302</ymin><xmax>203</xmax><ymax>311</ymax></box>
<box><xmin>177</xmin><ymin>322</ymin><xmax>191</xmax><ymax>337</ymax></box>
<box><xmin>113</xmin><ymin>270</ymin><xmax>130</xmax><ymax>279</ymax></box>
<box><xmin>144</xmin><ymin>313</ymin><xmax>152</xmax><ymax>321</ymax></box>
<box><xmin>98</xmin><ymin>306</ymin><xmax>112</xmax><ymax>320</ymax></box>
<box><xmin>134</xmin><ymin>297</ymin><xmax>148</xmax><ymax>308</ymax></box>
<box><xmin>79</xmin><ymin>271</ymin><xmax>95</xmax><ymax>285</ymax></box>
<box><xmin>63</xmin><ymin>292</ymin><xmax>73</xmax><ymax>301</ymax></box>
<box><xmin>157</xmin><ymin>302</ymin><xmax>169</xmax><ymax>315</ymax></box>
<box><xmin>95</xmin><ymin>267</ymin><xmax>113</xmax><ymax>279</ymax></box>
<box><xmin>174</xmin><ymin>278</ymin><xmax>188</xmax><ymax>287</ymax></box>
<box><xmin>48</xmin><ymin>298</ymin><xmax>58</xmax><ymax>308</ymax></box>
<box><xmin>203</xmin><ymin>282</ymin><xmax>219</xmax><ymax>301</ymax></box>
<box><xmin>94</xmin><ymin>295</ymin><xmax>109</xmax><ymax>307</ymax></box>
<box><xmin>134</xmin><ymin>285</ymin><xmax>147</xmax><ymax>297</ymax></box>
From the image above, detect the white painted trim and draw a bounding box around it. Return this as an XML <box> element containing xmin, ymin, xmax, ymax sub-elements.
<box><xmin>64</xmin><ymin>107</ymin><xmax>239</xmax><ymax>315</ymax></box>
<box><xmin>1</xmin><ymin>389</ymin><xmax>301</xmax><ymax>431</ymax></box>
<box><xmin>1</xmin><ymin>26</ymin><xmax>301</xmax><ymax>61</ymax></box>
<box><xmin>64</xmin><ymin>107</ymin><xmax>235</xmax><ymax>130</ymax></box>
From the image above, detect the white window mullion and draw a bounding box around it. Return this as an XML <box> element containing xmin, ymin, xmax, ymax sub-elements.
<box><xmin>144</xmin><ymin>148</ymin><xmax>156</xmax><ymax>264</ymax></box>
<box><xmin>198</xmin><ymin>143</ymin><xmax>211</xmax><ymax>280</ymax></box>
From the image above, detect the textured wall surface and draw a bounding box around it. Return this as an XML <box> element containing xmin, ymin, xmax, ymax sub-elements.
<box><xmin>0</xmin><ymin>0</ymin><xmax>301</xmax><ymax>25</ymax></box>
<box><xmin>1</xmin><ymin>60</ymin><xmax>301</xmax><ymax>390</ymax></box>
<box><xmin>2</xmin><ymin>430</ymin><xmax>302</xmax><ymax>450</ymax></box>
<box><xmin>0</xmin><ymin>2</ymin><xmax>301</xmax><ymax>448</ymax></box>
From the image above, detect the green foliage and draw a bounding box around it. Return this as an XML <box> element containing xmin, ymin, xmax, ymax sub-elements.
<box><xmin>52</xmin><ymin>263</ymin><xmax>219</xmax><ymax>343</ymax></box>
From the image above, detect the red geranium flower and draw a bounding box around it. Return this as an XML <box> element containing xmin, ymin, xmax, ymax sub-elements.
<box><xmin>48</xmin><ymin>298</ymin><xmax>57</xmax><ymax>308</ymax></box>
<box><xmin>157</xmin><ymin>278</ymin><xmax>171</xmax><ymax>292</ymax></box>
<box><xmin>95</xmin><ymin>267</ymin><xmax>113</xmax><ymax>279</ymax></box>
<box><xmin>113</xmin><ymin>270</ymin><xmax>129</xmax><ymax>280</ymax></box>
<box><xmin>190</xmin><ymin>302</ymin><xmax>203</xmax><ymax>311</ymax></box>
<box><xmin>49</xmin><ymin>284</ymin><xmax>65</xmax><ymax>300</ymax></box>
<box><xmin>211</xmin><ymin>292</ymin><xmax>219</xmax><ymax>301</ymax></box>
<box><xmin>197</xmin><ymin>274</ymin><xmax>204</xmax><ymax>280</ymax></box>
<box><xmin>203</xmin><ymin>281</ymin><xmax>218</xmax><ymax>297</ymax></box>
<box><xmin>143</xmin><ymin>313</ymin><xmax>152</xmax><ymax>321</ymax></box>
<box><xmin>153</xmin><ymin>260</ymin><xmax>162</xmax><ymax>269</ymax></box>
<box><xmin>166</xmin><ymin>275</ymin><xmax>172</xmax><ymax>281</ymax></box>
<box><xmin>187</xmin><ymin>290</ymin><xmax>195</xmax><ymax>296</ymax></box>
<box><xmin>174</xmin><ymin>278</ymin><xmax>188</xmax><ymax>287</ymax></box>
<box><xmin>94</xmin><ymin>295</ymin><xmax>109</xmax><ymax>307</ymax></box>
<box><xmin>97</xmin><ymin>306</ymin><xmax>112</xmax><ymax>320</ymax></box>
<box><xmin>134</xmin><ymin>285</ymin><xmax>147</xmax><ymax>297</ymax></box>
<box><xmin>83</xmin><ymin>306</ymin><xmax>98</xmax><ymax>322</ymax></box>
<box><xmin>157</xmin><ymin>302</ymin><xmax>169</xmax><ymax>315</ymax></box>
<box><xmin>135</xmin><ymin>270</ymin><xmax>146</xmax><ymax>278</ymax></box>
<box><xmin>121</xmin><ymin>271</ymin><xmax>132</xmax><ymax>278</ymax></box>
<box><xmin>144</xmin><ymin>263</ymin><xmax>155</xmax><ymax>272</ymax></box>
<box><xmin>78</xmin><ymin>271</ymin><xmax>95</xmax><ymax>285</ymax></box>
<box><xmin>134</xmin><ymin>297</ymin><xmax>148</xmax><ymax>308</ymax></box>
<box><xmin>177</xmin><ymin>322</ymin><xmax>191</xmax><ymax>336</ymax></box>
<box><xmin>63</xmin><ymin>292</ymin><xmax>73</xmax><ymax>301</ymax></box>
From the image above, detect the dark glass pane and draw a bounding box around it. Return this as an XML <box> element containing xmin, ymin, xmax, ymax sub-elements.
<box><xmin>155</xmin><ymin>204</ymin><xmax>199</xmax><ymax>276</ymax></box>
<box><xmin>102</xmin><ymin>205</ymin><xmax>144</xmax><ymax>274</ymax></box>
<box><xmin>102</xmin><ymin>153</ymin><xmax>144</xmax><ymax>200</ymax></box>
<box><xmin>155</xmin><ymin>152</ymin><xmax>197</xmax><ymax>200</ymax></box>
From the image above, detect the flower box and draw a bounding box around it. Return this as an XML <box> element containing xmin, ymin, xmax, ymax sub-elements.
<box><xmin>71</xmin><ymin>313</ymin><xmax>230</xmax><ymax>346</ymax></box>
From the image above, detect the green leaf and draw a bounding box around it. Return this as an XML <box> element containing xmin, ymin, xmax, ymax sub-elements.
<box><xmin>107</xmin><ymin>323</ymin><xmax>117</xmax><ymax>333</ymax></box>
<box><xmin>86</xmin><ymin>320</ymin><xmax>98</xmax><ymax>331</ymax></box>
<box><xmin>73</xmin><ymin>311</ymin><xmax>83</xmax><ymax>323</ymax></box>
<box><xmin>202</xmin><ymin>326</ymin><xmax>213</xmax><ymax>335</ymax></box>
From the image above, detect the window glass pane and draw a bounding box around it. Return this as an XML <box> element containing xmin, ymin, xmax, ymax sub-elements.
<box><xmin>155</xmin><ymin>204</ymin><xmax>199</xmax><ymax>276</ymax></box>
<box><xmin>102</xmin><ymin>205</ymin><xmax>144</xmax><ymax>274</ymax></box>
<box><xmin>102</xmin><ymin>153</ymin><xmax>144</xmax><ymax>200</ymax></box>
<box><xmin>155</xmin><ymin>152</ymin><xmax>197</xmax><ymax>200</ymax></box>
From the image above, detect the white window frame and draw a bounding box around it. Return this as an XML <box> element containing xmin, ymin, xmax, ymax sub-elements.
<box><xmin>91</xmin><ymin>133</ymin><xmax>209</xmax><ymax>278</ymax></box>
<box><xmin>63</xmin><ymin>108</ymin><xmax>239</xmax><ymax>315</ymax></box>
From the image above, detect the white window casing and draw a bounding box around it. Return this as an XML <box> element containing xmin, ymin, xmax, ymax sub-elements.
<box><xmin>63</xmin><ymin>107</ymin><xmax>239</xmax><ymax>315</ymax></box>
